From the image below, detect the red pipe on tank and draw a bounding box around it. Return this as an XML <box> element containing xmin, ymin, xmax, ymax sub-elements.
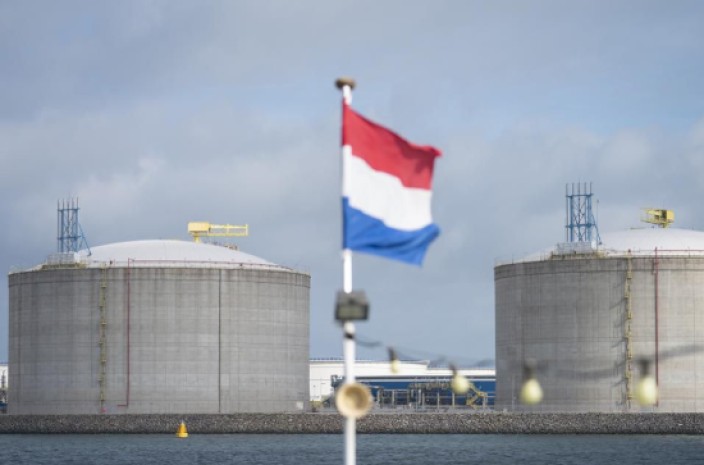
<box><xmin>117</xmin><ymin>259</ymin><xmax>131</xmax><ymax>408</ymax></box>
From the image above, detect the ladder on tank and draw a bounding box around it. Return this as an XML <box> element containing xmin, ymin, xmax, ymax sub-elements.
<box><xmin>624</xmin><ymin>255</ymin><xmax>634</xmax><ymax>408</ymax></box>
<box><xmin>98</xmin><ymin>265</ymin><xmax>108</xmax><ymax>412</ymax></box>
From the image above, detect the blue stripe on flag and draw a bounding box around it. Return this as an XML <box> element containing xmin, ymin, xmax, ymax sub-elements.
<box><xmin>342</xmin><ymin>198</ymin><xmax>440</xmax><ymax>266</ymax></box>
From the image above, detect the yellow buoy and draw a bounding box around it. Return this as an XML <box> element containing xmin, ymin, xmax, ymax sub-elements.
<box><xmin>175</xmin><ymin>421</ymin><xmax>188</xmax><ymax>438</ymax></box>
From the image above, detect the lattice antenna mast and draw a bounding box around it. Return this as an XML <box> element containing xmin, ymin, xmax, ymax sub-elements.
<box><xmin>565</xmin><ymin>182</ymin><xmax>601</xmax><ymax>244</ymax></box>
<box><xmin>57</xmin><ymin>198</ymin><xmax>90</xmax><ymax>254</ymax></box>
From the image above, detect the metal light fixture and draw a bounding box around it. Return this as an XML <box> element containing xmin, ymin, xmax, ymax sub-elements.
<box><xmin>520</xmin><ymin>359</ymin><xmax>543</xmax><ymax>405</ymax></box>
<box><xmin>450</xmin><ymin>364</ymin><xmax>470</xmax><ymax>394</ymax></box>
<box><xmin>335</xmin><ymin>290</ymin><xmax>369</xmax><ymax>322</ymax></box>
<box><xmin>388</xmin><ymin>348</ymin><xmax>400</xmax><ymax>374</ymax></box>
<box><xmin>335</xmin><ymin>382</ymin><xmax>373</xmax><ymax>419</ymax></box>
<box><xmin>635</xmin><ymin>358</ymin><xmax>658</xmax><ymax>407</ymax></box>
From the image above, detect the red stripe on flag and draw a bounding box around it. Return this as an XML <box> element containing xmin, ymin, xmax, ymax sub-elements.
<box><xmin>342</xmin><ymin>102</ymin><xmax>441</xmax><ymax>190</ymax></box>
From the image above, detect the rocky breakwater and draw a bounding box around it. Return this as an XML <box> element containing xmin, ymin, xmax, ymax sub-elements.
<box><xmin>0</xmin><ymin>412</ymin><xmax>703</xmax><ymax>434</ymax></box>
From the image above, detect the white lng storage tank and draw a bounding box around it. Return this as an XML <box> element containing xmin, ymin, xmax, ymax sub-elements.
<box><xmin>8</xmin><ymin>240</ymin><xmax>310</xmax><ymax>414</ymax></box>
<box><xmin>495</xmin><ymin>228</ymin><xmax>704</xmax><ymax>412</ymax></box>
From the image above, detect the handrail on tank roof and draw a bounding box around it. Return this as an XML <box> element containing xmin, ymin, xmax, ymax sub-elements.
<box><xmin>103</xmin><ymin>258</ymin><xmax>294</xmax><ymax>271</ymax></box>
<box><xmin>12</xmin><ymin>258</ymin><xmax>306</xmax><ymax>275</ymax></box>
<box><xmin>496</xmin><ymin>248</ymin><xmax>704</xmax><ymax>267</ymax></box>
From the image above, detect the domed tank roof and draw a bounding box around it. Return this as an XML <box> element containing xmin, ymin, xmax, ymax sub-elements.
<box><xmin>518</xmin><ymin>228</ymin><xmax>704</xmax><ymax>263</ymax></box>
<box><xmin>17</xmin><ymin>240</ymin><xmax>298</xmax><ymax>273</ymax></box>
<box><xmin>82</xmin><ymin>240</ymin><xmax>275</xmax><ymax>266</ymax></box>
<box><xmin>599</xmin><ymin>228</ymin><xmax>704</xmax><ymax>255</ymax></box>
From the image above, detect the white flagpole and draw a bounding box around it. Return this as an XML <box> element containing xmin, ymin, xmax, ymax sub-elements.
<box><xmin>336</xmin><ymin>76</ymin><xmax>357</xmax><ymax>465</ymax></box>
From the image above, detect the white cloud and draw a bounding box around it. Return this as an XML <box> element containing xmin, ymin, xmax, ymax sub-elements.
<box><xmin>599</xmin><ymin>130</ymin><xmax>654</xmax><ymax>176</ymax></box>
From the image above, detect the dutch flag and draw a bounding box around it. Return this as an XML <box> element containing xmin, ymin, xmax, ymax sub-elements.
<box><xmin>341</xmin><ymin>102</ymin><xmax>441</xmax><ymax>266</ymax></box>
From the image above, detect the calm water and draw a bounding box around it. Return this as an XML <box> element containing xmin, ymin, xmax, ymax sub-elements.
<box><xmin>0</xmin><ymin>434</ymin><xmax>702</xmax><ymax>465</ymax></box>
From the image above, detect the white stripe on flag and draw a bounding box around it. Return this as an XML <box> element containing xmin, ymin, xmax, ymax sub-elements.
<box><xmin>342</xmin><ymin>145</ymin><xmax>434</xmax><ymax>231</ymax></box>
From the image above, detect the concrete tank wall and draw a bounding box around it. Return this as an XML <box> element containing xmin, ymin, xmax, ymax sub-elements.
<box><xmin>9</xmin><ymin>266</ymin><xmax>309</xmax><ymax>414</ymax></box>
<box><xmin>495</xmin><ymin>255</ymin><xmax>704</xmax><ymax>412</ymax></box>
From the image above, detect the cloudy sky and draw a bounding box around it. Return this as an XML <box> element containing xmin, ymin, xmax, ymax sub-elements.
<box><xmin>2</xmin><ymin>1</ymin><xmax>704</xmax><ymax>364</ymax></box>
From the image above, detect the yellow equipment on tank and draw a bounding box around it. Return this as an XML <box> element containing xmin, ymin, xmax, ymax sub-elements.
<box><xmin>188</xmin><ymin>222</ymin><xmax>249</xmax><ymax>243</ymax></box>
<box><xmin>642</xmin><ymin>209</ymin><xmax>674</xmax><ymax>228</ymax></box>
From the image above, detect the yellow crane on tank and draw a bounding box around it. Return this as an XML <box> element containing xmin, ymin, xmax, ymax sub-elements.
<box><xmin>188</xmin><ymin>222</ymin><xmax>249</xmax><ymax>243</ymax></box>
<box><xmin>641</xmin><ymin>209</ymin><xmax>674</xmax><ymax>228</ymax></box>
